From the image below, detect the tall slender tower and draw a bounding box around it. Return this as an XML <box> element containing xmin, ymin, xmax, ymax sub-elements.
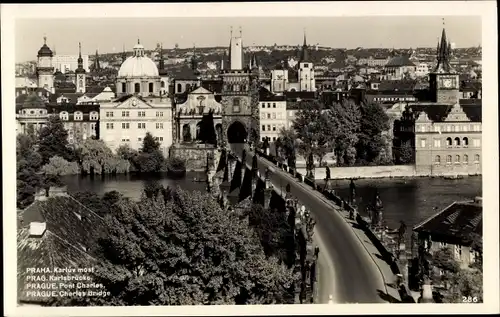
<box><xmin>298</xmin><ymin>30</ymin><xmax>315</xmax><ymax>92</ymax></box>
<box><xmin>36</xmin><ymin>36</ymin><xmax>55</xmax><ymax>92</ymax></box>
<box><xmin>429</xmin><ymin>22</ymin><xmax>459</xmax><ymax>104</ymax></box>
<box><xmin>94</xmin><ymin>49</ymin><xmax>101</xmax><ymax>71</ymax></box>
<box><xmin>220</xmin><ymin>27</ymin><xmax>259</xmax><ymax>145</ymax></box>
<box><xmin>75</xmin><ymin>42</ymin><xmax>86</xmax><ymax>93</ymax></box>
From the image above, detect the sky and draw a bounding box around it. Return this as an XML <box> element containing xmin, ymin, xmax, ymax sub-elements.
<box><xmin>15</xmin><ymin>16</ymin><xmax>481</xmax><ymax>62</ymax></box>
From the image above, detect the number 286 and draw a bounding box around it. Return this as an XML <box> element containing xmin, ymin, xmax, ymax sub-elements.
<box><xmin>462</xmin><ymin>296</ymin><xmax>478</xmax><ymax>303</ymax></box>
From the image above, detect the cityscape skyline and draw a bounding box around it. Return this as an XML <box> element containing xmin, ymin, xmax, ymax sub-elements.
<box><xmin>15</xmin><ymin>16</ymin><xmax>481</xmax><ymax>63</ymax></box>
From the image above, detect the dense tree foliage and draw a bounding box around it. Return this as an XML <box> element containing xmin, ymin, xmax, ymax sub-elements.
<box><xmin>78</xmin><ymin>139</ymin><xmax>130</xmax><ymax>174</ymax></box>
<box><xmin>133</xmin><ymin>132</ymin><xmax>165</xmax><ymax>173</ymax></box>
<box><xmin>356</xmin><ymin>102</ymin><xmax>390</xmax><ymax>164</ymax></box>
<box><xmin>37</xmin><ymin>116</ymin><xmax>74</xmax><ymax>164</ymax></box>
<box><xmin>16</xmin><ymin>134</ymin><xmax>43</xmax><ymax>208</ymax></box>
<box><xmin>326</xmin><ymin>99</ymin><xmax>361</xmax><ymax>166</ymax></box>
<box><xmin>72</xmin><ymin>190</ymin><xmax>124</xmax><ymax>217</ymax></box>
<box><xmin>277</xmin><ymin>128</ymin><xmax>297</xmax><ymax>168</ymax></box>
<box><xmin>41</xmin><ymin>155</ymin><xmax>80</xmax><ymax>176</ymax></box>
<box><xmin>52</xmin><ymin>188</ymin><xmax>297</xmax><ymax>305</ymax></box>
<box><xmin>398</xmin><ymin>142</ymin><xmax>414</xmax><ymax>164</ymax></box>
<box><xmin>292</xmin><ymin>100</ymin><xmax>333</xmax><ymax>177</ymax></box>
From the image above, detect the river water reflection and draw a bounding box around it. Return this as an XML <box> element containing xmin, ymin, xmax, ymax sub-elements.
<box><xmin>62</xmin><ymin>173</ymin><xmax>482</xmax><ymax>235</ymax></box>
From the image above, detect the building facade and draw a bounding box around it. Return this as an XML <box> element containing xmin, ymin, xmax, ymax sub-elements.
<box><xmin>175</xmin><ymin>86</ymin><xmax>223</xmax><ymax>143</ymax></box>
<box><xmin>258</xmin><ymin>88</ymin><xmax>287</xmax><ymax>142</ymax></box>
<box><xmin>36</xmin><ymin>37</ymin><xmax>55</xmax><ymax>93</ymax></box>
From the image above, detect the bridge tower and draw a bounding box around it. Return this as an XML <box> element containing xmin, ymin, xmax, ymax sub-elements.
<box><xmin>220</xmin><ymin>27</ymin><xmax>260</xmax><ymax>145</ymax></box>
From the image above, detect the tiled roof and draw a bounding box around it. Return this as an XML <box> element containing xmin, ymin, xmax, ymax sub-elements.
<box><xmin>410</xmin><ymin>103</ymin><xmax>452</xmax><ymax>122</ymax></box>
<box><xmin>378</xmin><ymin>80</ymin><xmax>417</xmax><ymax>92</ymax></box>
<box><xmin>459</xmin><ymin>100</ymin><xmax>482</xmax><ymax>122</ymax></box>
<box><xmin>385</xmin><ymin>55</ymin><xmax>415</xmax><ymax>67</ymax></box>
<box><xmin>259</xmin><ymin>87</ymin><xmax>286</xmax><ymax>101</ymax></box>
<box><xmin>17</xmin><ymin>194</ymin><xmax>106</xmax><ymax>303</ymax></box>
<box><xmin>414</xmin><ymin>199</ymin><xmax>482</xmax><ymax>246</ymax></box>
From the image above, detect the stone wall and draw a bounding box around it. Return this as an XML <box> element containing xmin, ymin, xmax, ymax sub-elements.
<box><xmin>295</xmin><ymin>165</ymin><xmax>417</xmax><ymax>180</ymax></box>
<box><xmin>169</xmin><ymin>144</ymin><xmax>216</xmax><ymax>171</ymax></box>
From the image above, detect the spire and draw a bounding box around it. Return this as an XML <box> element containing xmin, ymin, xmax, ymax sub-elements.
<box><xmin>138</xmin><ymin>38</ymin><xmax>140</xmax><ymax>45</ymax></box>
<box><xmin>43</xmin><ymin>36</ymin><xmax>47</xmax><ymax>45</ymax></box>
<box><xmin>78</xmin><ymin>42</ymin><xmax>82</xmax><ymax>58</ymax></box>
<box><xmin>228</xmin><ymin>26</ymin><xmax>233</xmax><ymax>70</ymax></box>
<box><xmin>76</xmin><ymin>42</ymin><xmax>85</xmax><ymax>74</ymax></box>
<box><xmin>159</xmin><ymin>43</ymin><xmax>164</xmax><ymax>70</ymax></box>
<box><xmin>94</xmin><ymin>49</ymin><xmax>101</xmax><ymax>71</ymax></box>
<box><xmin>434</xmin><ymin>20</ymin><xmax>453</xmax><ymax>73</ymax></box>
<box><xmin>300</xmin><ymin>29</ymin><xmax>310</xmax><ymax>62</ymax></box>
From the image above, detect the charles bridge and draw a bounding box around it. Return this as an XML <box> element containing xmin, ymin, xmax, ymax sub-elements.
<box><xmin>203</xmin><ymin>143</ymin><xmax>420</xmax><ymax>304</ymax></box>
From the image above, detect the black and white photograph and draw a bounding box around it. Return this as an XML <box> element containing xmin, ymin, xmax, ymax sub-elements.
<box><xmin>2</xmin><ymin>2</ymin><xmax>498</xmax><ymax>316</ymax></box>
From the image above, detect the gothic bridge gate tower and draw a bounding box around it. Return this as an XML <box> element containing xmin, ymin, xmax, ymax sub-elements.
<box><xmin>220</xmin><ymin>27</ymin><xmax>260</xmax><ymax>145</ymax></box>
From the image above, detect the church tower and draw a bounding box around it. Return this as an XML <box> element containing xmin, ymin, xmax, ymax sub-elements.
<box><xmin>298</xmin><ymin>31</ymin><xmax>315</xmax><ymax>92</ymax></box>
<box><xmin>36</xmin><ymin>36</ymin><xmax>55</xmax><ymax>93</ymax></box>
<box><xmin>429</xmin><ymin>26</ymin><xmax>459</xmax><ymax>104</ymax></box>
<box><xmin>75</xmin><ymin>42</ymin><xmax>86</xmax><ymax>93</ymax></box>
<box><xmin>220</xmin><ymin>27</ymin><xmax>259</xmax><ymax>145</ymax></box>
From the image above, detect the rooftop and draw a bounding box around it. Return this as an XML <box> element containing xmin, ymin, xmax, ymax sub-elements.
<box><xmin>414</xmin><ymin>198</ymin><xmax>482</xmax><ymax>246</ymax></box>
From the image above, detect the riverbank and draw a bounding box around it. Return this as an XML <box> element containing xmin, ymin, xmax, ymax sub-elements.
<box><xmin>294</xmin><ymin>165</ymin><xmax>482</xmax><ymax>180</ymax></box>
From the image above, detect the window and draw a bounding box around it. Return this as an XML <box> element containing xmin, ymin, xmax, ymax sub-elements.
<box><xmin>272</xmin><ymin>125</ymin><xmax>276</xmax><ymax>131</ymax></box>
<box><xmin>156</xmin><ymin>111</ymin><xmax>163</xmax><ymax>117</ymax></box>
<box><xmin>74</xmin><ymin>111</ymin><xmax>83</xmax><ymax>121</ymax></box>
<box><xmin>262</xmin><ymin>125</ymin><xmax>265</xmax><ymax>131</ymax></box>
<box><xmin>446</xmin><ymin>155</ymin><xmax>452</xmax><ymax>164</ymax></box>
<box><xmin>420</xmin><ymin>139</ymin><xmax>426</xmax><ymax>148</ymax></box>
<box><xmin>106</xmin><ymin>111</ymin><xmax>114</xmax><ymax>117</ymax></box>
<box><xmin>106</xmin><ymin>123</ymin><xmax>114</xmax><ymax>129</ymax></box>
<box><xmin>463</xmin><ymin>154</ymin><xmax>468</xmax><ymax>164</ymax></box>
<box><xmin>435</xmin><ymin>155</ymin><xmax>441</xmax><ymax>164</ymax></box>
<box><xmin>303</xmin><ymin>63</ymin><xmax>309</xmax><ymax>68</ymax></box>
<box><xmin>90</xmin><ymin>111</ymin><xmax>99</xmax><ymax>121</ymax></box>
<box><xmin>267</xmin><ymin>125</ymin><xmax>271</xmax><ymax>131</ymax></box>
<box><xmin>122</xmin><ymin>123</ymin><xmax>130</xmax><ymax>129</ymax></box>
<box><xmin>161</xmin><ymin>81</ymin><xmax>165</xmax><ymax>88</ymax></box>
<box><xmin>454</xmin><ymin>137</ymin><xmax>461</xmax><ymax>146</ymax></box>
<box><xmin>474</xmin><ymin>154</ymin><xmax>480</xmax><ymax>163</ymax></box>
<box><xmin>90</xmin><ymin>123</ymin><xmax>96</xmax><ymax>130</ymax></box>
<box><xmin>433</xmin><ymin>139</ymin><xmax>441</xmax><ymax>148</ymax></box>
<box><xmin>446</xmin><ymin>137</ymin><xmax>452</xmax><ymax>147</ymax></box>
<box><xmin>262</xmin><ymin>103</ymin><xmax>265</xmax><ymax>108</ymax></box>
<box><xmin>232</xmin><ymin>99</ymin><xmax>240</xmax><ymax>113</ymax></box>
<box><xmin>463</xmin><ymin>137</ymin><xmax>469</xmax><ymax>147</ymax></box>
<box><xmin>156</xmin><ymin>123</ymin><xmax>164</xmax><ymax>129</ymax></box>
<box><xmin>121</xmin><ymin>137</ymin><xmax>130</xmax><ymax>142</ymax></box>
<box><xmin>261</xmin><ymin>113</ymin><xmax>266</xmax><ymax>120</ymax></box>
<box><xmin>149</xmin><ymin>83</ymin><xmax>154</xmax><ymax>93</ymax></box>
<box><xmin>138</xmin><ymin>111</ymin><xmax>146</xmax><ymax>117</ymax></box>
<box><xmin>59</xmin><ymin>112</ymin><xmax>69</xmax><ymax>121</ymax></box>
<box><xmin>267</xmin><ymin>103</ymin><xmax>271</xmax><ymax>108</ymax></box>
<box><xmin>122</xmin><ymin>83</ymin><xmax>126</xmax><ymax>92</ymax></box>
<box><xmin>138</xmin><ymin>123</ymin><xmax>146</xmax><ymax>129</ymax></box>
<box><xmin>267</xmin><ymin>113</ymin><xmax>271</xmax><ymax>119</ymax></box>
<box><xmin>262</xmin><ymin>137</ymin><xmax>266</xmax><ymax>141</ymax></box>
<box><xmin>455</xmin><ymin>155</ymin><xmax>460</xmax><ymax>163</ymax></box>
<box><xmin>122</xmin><ymin>111</ymin><xmax>130</xmax><ymax>117</ymax></box>
<box><xmin>272</xmin><ymin>137</ymin><xmax>276</xmax><ymax>141</ymax></box>
<box><xmin>135</xmin><ymin>83</ymin><xmax>140</xmax><ymax>93</ymax></box>
<box><xmin>138</xmin><ymin>137</ymin><xmax>142</xmax><ymax>141</ymax></box>
<box><xmin>273</xmin><ymin>103</ymin><xmax>276</xmax><ymax>108</ymax></box>
<box><xmin>473</xmin><ymin>139</ymin><xmax>481</xmax><ymax>147</ymax></box>
<box><xmin>177</xmin><ymin>83</ymin><xmax>182</xmax><ymax>93</ymax></box>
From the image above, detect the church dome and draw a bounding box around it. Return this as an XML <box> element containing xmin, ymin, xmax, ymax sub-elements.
<box><xmin>37</xmin><ymin>37</ymin><xmax>53</xmax><ymax>57</ymax></box>
<box><xmin>117</xmin><ymin>42</ymin><xmax>159</xmax><ymax>78</ymax></box>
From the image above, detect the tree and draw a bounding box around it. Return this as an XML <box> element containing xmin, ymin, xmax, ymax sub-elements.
<box><xmin>293</xmin><ymin>100</ymin><xmax>333</xmax><ymax>177</ymax></box>
<box><xmin>278</xmin><ymin>128</ymin><xmax>297</xmax><ymax>168</ymax></box>
<box><xmin>72</xmin><ymin>190</ymin><xmax>123</xmax><ymax>217</ymax></box>
<box><xmin>356</xmin><ymin>102</ymin><xmax>390</xmax><ymax>164</ymax></box>
<box><xmin>326</xmin><ymin>100</ymin><xmax>361</xmax><ymax>166</ymax></box>
<box><xmin>199</xmin><ymin>111</ymin><xmax>217</xmax><ymax>145</ymax></box>
<box><xmin>37</xmin><ymin>115</ymin><xmax>74</xmax><ymax>164</ymax></box>
<box><xmin>141</xmin><ymin>132</ymin><xmax>161</xmax><ymax>154</ymax></box>
<box><xmin>41</xmin><ymin>155</ymin><xmax>80</xmax><ymax>176</ymax></box>
<box><xmin>399</xmin><ymin>142</ymin><xmax>414</xmax><ymax>164</ymax></box>
<box><xmin>17</xmin><ymin>134</ymin><xmax>44</xmax><ymax>208</ymax></box>
<box><xmin>52</xmin><ymin>188</ymin><xmax>297</xmax><ymax>305</ymax></box>
<box><xmin>79</xmin><ymin>139</ymin><xmax>117</xmax><ymax>174</ymax></box>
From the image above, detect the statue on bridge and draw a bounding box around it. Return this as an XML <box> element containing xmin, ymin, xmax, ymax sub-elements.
<box><xmin>349</xmin><ymin>179</ymin><xmax>356</xmax><ymax>205</ymax></box>
<box><xmin>368</xmin><ymin>190</ymin><xmax>383</xmax><ymax>229</ymax></box>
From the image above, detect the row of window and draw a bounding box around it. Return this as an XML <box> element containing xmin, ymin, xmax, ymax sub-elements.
<box><xmin>261</xmin><ymin>102</ymin><xmax>279</xmax><ymax>109</ymax></box>
<box><xmin>106</xmin><ymin>122</ymin><xmax>159</xmax><ymax>130</ymax></box>
<box><xmin>262</xmin><ymin>124</ymin><xmax>285</xmax><ymax>132</ymax></box>
<box><xmin>260</xmin><ymin>112</ymin><xmax>284</xmax><ymax>120</ymax></box>
<box><xmin>121</xmin><ymin>82</ymin><xmax>157</xmax><ymax>93</ymax></box>
<box><xmin>434</xmin><ymin>154</ymin><xmax>480</xmax><ymax>164</ymax></box>
<box><xmin>421</xmin><ymin>137</ymin><xmax>481</xmax><ymax>148</ymax></box>
<box><xmin>105</xmin><ymin>111</ymin><xmax>165</xmax><ymax>118</ymax></box>
<box><xmin>121</xmin><ymin>136</ymin><xmax>165</xmax><ymax>142</ymax></box>
<box><xmin>372</xmin><ymin>97</ymin><xmax>417</xmax><ymax>102</ymax></box>
<box><xmin>262</xmin><ymin>136</ymin><xmax>278</xmax><ymax>142</ymax></box>
<box><xmin>418</xmin><ymin>124</ymin><xmax>481</xmax><ymax>133</ymax></box>
<box><xmin>59</xmin><ymin>111</ymin><xmax>99</xmax><ymax>121</ymax></box>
